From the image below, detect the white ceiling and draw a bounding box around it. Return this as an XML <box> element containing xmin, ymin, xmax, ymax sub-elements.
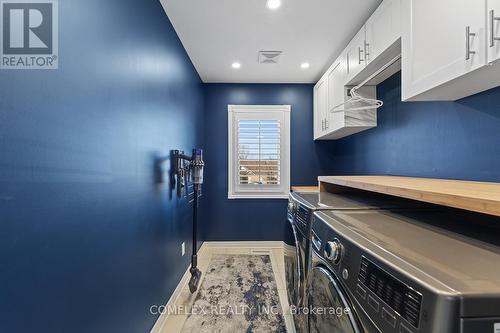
<box><xmin>160</xmin><ymin>0</ymin><xmax>382</xmax><ymax>83</ymax></box>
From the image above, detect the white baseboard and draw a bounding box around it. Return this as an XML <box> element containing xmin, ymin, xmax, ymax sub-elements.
<box><xmin>149</xmin><ymin>263</ymin><xmax>191</xmax><ymax>333</ymax></box>
<box><xmin>201</xmin><ymin>241</ymin><xmax>284</xmax><ymax>249</ymax></box>
<box><xmin>150</xmin><ymin>241</ymin><xmax>285</xmax><ymax>333</ymax></box>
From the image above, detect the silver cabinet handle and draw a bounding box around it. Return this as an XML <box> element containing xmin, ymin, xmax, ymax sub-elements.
<box><xmin>321</xmin><ymin>119</ymin><xmax>325</xmax><ymax>131</ymax></box>
<box><xmin>466</xmin><ymin>26</ymin><xmax>476</xmax><ymax>60</ymax></box>
<box><xmin>490</xmin><ymin>10</ymin><xmax>500</xmax><ymax>47</ymax></box>
<box><xmin>364</xmin><ymin>41</ymin><xmax>370</xmax><ymax>62</ymax></box>
<box><xmin>325</xmin><ymin>119</ymin><xmax>329</xmax><ymax>129</ymax></box>
<box><xmin>358</xmin><ymin>47</ymin><xmax>364</xmax><ymax>64</ymax></box>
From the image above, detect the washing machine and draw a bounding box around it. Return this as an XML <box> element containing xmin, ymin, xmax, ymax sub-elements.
<box><xmin>284</xmin><ymin>191</ymin><xmax>425</xmax><ymax>332</ymax></box>
<box><xmin>308</xmin><ymin>208</ymin><xmax>500</xmax><ymax>333</ymax></box>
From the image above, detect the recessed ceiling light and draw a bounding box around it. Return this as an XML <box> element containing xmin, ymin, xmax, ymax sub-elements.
<box><xmin>266</xmin><ymin>0</ymin><xmax>281</xmax><ymax>10</ymax></box>
<box><xmin>301</xmin><ymin>62</ymin><xmax>310</xmax><ymax>69</ymax></box>
<box><xmin>232</xmin><ymin>62</ymin><xmax>241</xmax><ymax>69</ymax></box>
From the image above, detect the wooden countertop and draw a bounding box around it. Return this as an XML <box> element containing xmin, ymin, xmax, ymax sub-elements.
<box><xmin>318</xmin><ymin>176</ymin><xmax>500</xmax><ymax>217</ymax></box>
<box><xmin>291</xmin><ymin>186</ymin><xmax>319</xmax><ymax>193</ymax></box>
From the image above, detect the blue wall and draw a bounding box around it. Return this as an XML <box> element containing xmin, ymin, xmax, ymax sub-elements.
<box><xmin>201</xmin><ymin>84</ymin><xmax>336</xmax><ymax>241</ymax></box>
<box><xmin>332</xmin><ymin>72</ymin><xmax>500</xmax><ymax>181</ymax></box>
<box><xmin>0</xmin><ymin>1</ymin><xmax>203</xmax><ymax>332</ymax></box>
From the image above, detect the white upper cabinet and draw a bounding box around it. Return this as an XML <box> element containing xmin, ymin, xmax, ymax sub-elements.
<box><xmin>313</xmin><ymin>76</ymin><xmax>328</xmax><ymax>139</ymax></box>
<box><xmin>314</xmin><ymin>0</ymin><xmax>500</xmax><ymax>140</ymax></box>
<box><xmin>327</xmin><ymin>57</ymin><xmax>347</xmax><ymax>113</ymax></box>
<box><xmin>314</xmin><ymin>52</ymin><xmax>377</xmax><ymax>141</ymax></box>
<box><xmin>314</xmin><ymin>0</ymin><xmax>403</xmax><ymax>140</ymax></box>
<box><xmin>402</xmin><ymin>0</ymin><xmax>490</xmax><ymax>101</ymax></box>
<box><xmin>345</xmin><ymin>27</ymin><xmax>367</xmax><ymax>84</ymax></box>
<box><xmin>327</xmin><ymin>57</ymin><xmax>348</xmax><ymax>133</ymax></box>
<box><xmin>365</xmin><ymin>0</ymin><xmax>402</xmax><ymax>64</ymax></box>
<box><xmin>488</xmin><ymin>0</ymin><xmax>500</xmax><ymax>63</ymax></box>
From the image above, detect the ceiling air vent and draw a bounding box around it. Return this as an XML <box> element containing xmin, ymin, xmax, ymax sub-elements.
<box><xmin>258</xmin><ymin>51</ymin><xmax>282</xmax><ymax>64</ymax></box>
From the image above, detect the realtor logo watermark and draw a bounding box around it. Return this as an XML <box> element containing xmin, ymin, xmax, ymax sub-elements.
<box><xmin>0</xmin><ymin>0</ymin><xmax>58</xmax><ymax>69</ymax></box>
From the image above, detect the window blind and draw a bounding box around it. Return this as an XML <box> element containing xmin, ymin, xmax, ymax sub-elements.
<box><xmin>237</xmin><ymin>119</ymin><xmax>281</xmax><ymax>185</ymax></box>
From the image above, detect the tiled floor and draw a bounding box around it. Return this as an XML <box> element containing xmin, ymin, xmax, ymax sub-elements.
<box><xmin>158</xmin><ymin>244</ymin><xmax>295</xmax><ymax>333</ymax></box>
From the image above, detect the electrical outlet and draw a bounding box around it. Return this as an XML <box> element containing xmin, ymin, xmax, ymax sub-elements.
<box><xmin>181</xmin><ymin>242</ymin><xmax>185</xmax><ymax>256</ymax></box>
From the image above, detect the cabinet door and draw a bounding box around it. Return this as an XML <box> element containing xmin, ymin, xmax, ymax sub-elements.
<box><xmin>488</xmin><ymin>0</ymin><xmax>500</xmax><ymax>63</ymax></box>
<box><xmin>365</xmin><ymin>0</ymin><xmax>401</xmax><ymax>64</ymax></box>
<box><xmin>313</xmin><ymin>77</ymin><xmax>327</xmax><ymax>139</ymax></box>
<box><xmin>326</xmin><ymin>57</ymin><xmax>347</xmax><ymax>133</ymax></box>
<box><xmin>345</xmin><ymin>27</ymin><xmax>366</xmax><ymax>84</ymax></box>
<box><xmin>402</xmin><ymin>0</ymin><xmax>487</xmax><ymax>100</ymax></box>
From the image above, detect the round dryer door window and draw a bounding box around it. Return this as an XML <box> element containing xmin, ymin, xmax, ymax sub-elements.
<box><xmin>308</xmin><ymin>266</ymin><xmax>362</xmax><ymax>333</ymax></box>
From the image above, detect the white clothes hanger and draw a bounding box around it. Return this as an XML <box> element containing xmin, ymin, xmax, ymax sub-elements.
<box><xmin>331</xmin><ymin>55</ymin><xmax>401</xmax><ymax>114</ymax></box>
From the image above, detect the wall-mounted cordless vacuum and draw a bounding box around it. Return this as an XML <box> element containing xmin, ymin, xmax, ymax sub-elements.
<box><xmin>173</xmin><ymin>149</ymin><xmax>204</xmax><ymax>293</ymax></box>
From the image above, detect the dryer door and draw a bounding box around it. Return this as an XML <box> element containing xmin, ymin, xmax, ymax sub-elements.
<box><xmin>284</xmin><ymin>222</ymin><xmax>302</xmax><ymax>308</ymax></box>
<box><xmin>309</xmin><ymin>266</ymin><xmax>363</xmax><ymax>333</ymax></box>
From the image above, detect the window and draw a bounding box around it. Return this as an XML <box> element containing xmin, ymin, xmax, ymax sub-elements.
<box><xmin>228</xmin><ymin>105</ymin><xmax>290</xmax><ymax>199</ymax></box>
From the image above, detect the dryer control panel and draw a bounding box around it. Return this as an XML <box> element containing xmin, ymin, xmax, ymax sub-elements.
<box><xmin>358</xmin><ymin>257</ymin><xmax>423</xmax><ymax>329</ymax></box>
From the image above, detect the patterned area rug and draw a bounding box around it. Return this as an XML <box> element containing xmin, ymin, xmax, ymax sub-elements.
<box><xmin>181</xmin><ymin>254</ymin><xmax>287</xmax><ymax>333</ymax></box>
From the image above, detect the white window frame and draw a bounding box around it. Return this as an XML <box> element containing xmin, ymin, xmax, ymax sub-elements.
<box><xmin>228</xmin><ymin>105</ymin><xmax>291</xmax><ymax>199</ymax></box>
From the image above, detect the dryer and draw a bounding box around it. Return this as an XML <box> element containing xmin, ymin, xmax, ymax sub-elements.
<box><xmin>284</xmin><ymin>191</ymin><xmax>425</xmax><ymax>332</ymax></box>
<box><xmin>309</xmin><ymin>208</ymin><xmax>500</xmax><ymax>333</ymax></box>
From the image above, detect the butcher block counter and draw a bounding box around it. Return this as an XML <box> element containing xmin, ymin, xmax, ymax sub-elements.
<box><xmin>319</xmin><ymin>176</ymin><xmax>500</xmax><ymax>217</ymax></box>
